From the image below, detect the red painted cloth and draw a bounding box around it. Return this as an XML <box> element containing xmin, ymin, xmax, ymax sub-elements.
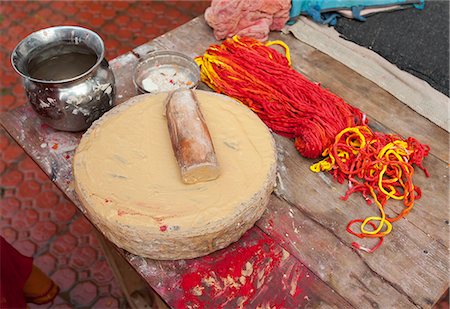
<box><xmin>0</xmin><ymin>237</ymin><xmax>33</xmax><ymax>309</ymax></box>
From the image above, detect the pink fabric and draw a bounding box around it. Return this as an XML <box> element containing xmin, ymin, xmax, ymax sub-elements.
<box><xmin>205</xmin><ymin>0</ymin><xmax>291</xmax><ymax>41</ymax></box>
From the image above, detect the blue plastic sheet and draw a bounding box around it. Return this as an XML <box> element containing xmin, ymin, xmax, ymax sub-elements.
<box><xmin>288</xmin><ymin>0</ymin><xmax>424</xmax><ymax>25</ymax></box>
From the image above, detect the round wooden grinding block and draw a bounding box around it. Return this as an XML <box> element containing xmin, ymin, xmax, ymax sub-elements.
<box><xmin>73</xmin><ymin>90</ymin><xmax>277</xmax><ymax>260</ymax></box>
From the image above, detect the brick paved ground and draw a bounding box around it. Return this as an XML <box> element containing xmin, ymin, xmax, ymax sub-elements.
<box><xmin>0</xmin><ymin>1</ymin><xmax>448</xmax><ymax>308</ymax></box>
<box><xmin>0</xmin><ymin>1</ymin><xmax>209</xmax><ymax>308</ymax></box>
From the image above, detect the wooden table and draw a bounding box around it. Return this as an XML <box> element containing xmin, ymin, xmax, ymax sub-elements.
<box><xmin>2</xmin><ymin>16</ymin><xmax>448</xmax><ymax>308</ymax></box>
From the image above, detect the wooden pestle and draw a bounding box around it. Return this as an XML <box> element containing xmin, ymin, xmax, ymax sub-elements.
<box><xmin>165</xmin><ymin>89</ymin><xmax>220</xmax><ymax>184</ymax></box>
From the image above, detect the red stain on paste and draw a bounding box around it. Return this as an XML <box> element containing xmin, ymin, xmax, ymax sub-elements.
<box><xmin>177</xmin><ymin>237</ymin><xmax>284</xmax><ymax>309</ymax></box>
<box><xmin>116</xmin><ymin>209</ymin><xmax>144</xmax><ymax>217</ymax></box>
<box><xmin>160</xmin><ymin>225</ymin><xmax>168</xmax><ymax>232</ymax></box>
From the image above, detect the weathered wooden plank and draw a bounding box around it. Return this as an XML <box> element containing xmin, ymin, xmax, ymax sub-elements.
<box><xmin>95</xmin><ymin>229</ymin><xmax>166</xmax><ymax>309</ymax></box>
<box><xmin>125</xmin><ymin>227</ymin><xmax>352</xmax><ymax>309</ymax></box>
<box><xmin>258</xmin><ymin>195</ymin><xmax>416</xmax><ymax>308</ymax></box>
<box><xmin>151</xmin><ymin>17</ymin><xmax>219</xmax><ymax>58</ymax></box>
<box><xmin>274</xmin><ymin>120</ymin><xmax>449</xmax><ymax>246</ymax></box>
<box><xmin>279</xmin><ymin>130</ymin><xmax>449</xmax><ymax>247</ymax></box>
<box><xmin>109</xmin><ymin>52</ymin><xmax>140</xmax><ymax>104</ymax></box>
<box><xmin>270</xmin><ymin>31</ymin><xmax>449</xmax><ymax>163</ymax></box>
<box><xmin>273</xmin><ymin>134</ymin><xmax>449</xmax><ymax>308</ymax></box>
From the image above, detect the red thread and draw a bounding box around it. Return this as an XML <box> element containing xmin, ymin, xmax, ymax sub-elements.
<box><xmin>196</xmin><ymin>37</ymin><xmax>367</xmax><ymax>158</ymax></box>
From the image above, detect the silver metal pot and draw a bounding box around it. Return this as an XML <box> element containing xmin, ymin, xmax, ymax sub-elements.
<box><xmin>11</xmin><ymin>26</ymin><xmax>115</xmax><ymax>132</ymax></box>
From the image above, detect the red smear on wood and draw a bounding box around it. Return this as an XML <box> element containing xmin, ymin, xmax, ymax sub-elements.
<box><xmin>177</xmin><ymin>237</ymin><xmax>284</xmax><ymax>309</ymax></box>
<box><xmin>290</xmin><ymin>264</ymin><xmax>307</xmax><ymax>298</ymax></box>
<box><xmin>160</xmin><ymin>225</ymin><xmax>167</xmax><ymax>232</ymax></box>
<box><xmin>181</xmin><ymin>272</ymin><xmax>202</xmax><ymax>291</ymax></box>
<box><xmin>267</xmin><ymin>219</ymin><xmax>274</xmax><ymax>230</ymax></box>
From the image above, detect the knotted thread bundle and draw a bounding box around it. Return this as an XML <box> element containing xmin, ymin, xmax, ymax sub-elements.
<box><xmin>311</xmin><ymin>126</ymin><xmax>430</xmax><ymax>252</ymax></box>
<box><xmin>196</xmin><ymin>36</ymin><xmax>430</xmax><ymax>252</ymax></box>
<box><xmin>195</xmin><ymin>36</ymin><xmax>366</xmax><ymax>159</ymax></box>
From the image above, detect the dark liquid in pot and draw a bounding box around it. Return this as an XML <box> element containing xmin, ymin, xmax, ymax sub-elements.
<box><xmin>27</xmin><ymin>43</ymin><xmax>98</xmax><ymax>81</ymax></box>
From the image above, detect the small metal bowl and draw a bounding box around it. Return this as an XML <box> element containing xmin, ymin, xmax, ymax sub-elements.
<box><xmin>133</xmin><ymin>51</ymin><xmax>200</xmax><ymax>94</ymax></box>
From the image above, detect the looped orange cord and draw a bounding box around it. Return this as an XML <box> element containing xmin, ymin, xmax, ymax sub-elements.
<box><xmin>311</xmin><ymin>126</ymin><xmax>429</xmax><ymax>251</ymax></box>
<box><xmin>196</xmin><ymin>37</ymin><xmax>430</xmax><ymax>253</ymax></box>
